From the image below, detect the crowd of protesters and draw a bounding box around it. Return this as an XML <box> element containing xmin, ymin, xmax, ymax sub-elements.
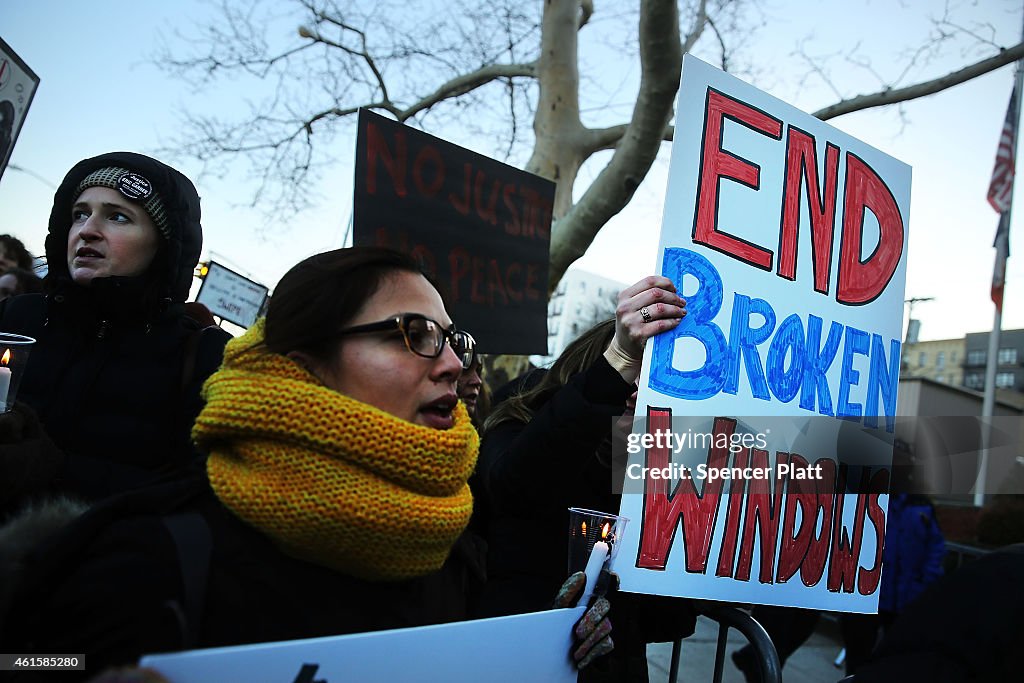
<box><xmin>0</xmin><ymin>151</ymin><xmax>1018</xmax><ymax>683</ymax></box>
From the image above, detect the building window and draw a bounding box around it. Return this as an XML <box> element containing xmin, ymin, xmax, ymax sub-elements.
<box><xmin>996</xmin><ymin>372</ymin><xmax>1015</xmax><ymax>388</ymax></box>
<box><xmin>998</xmin><ymin>348</ymin><xmax>1018</xmax><ymax>365</ymax></box>
<box><xmin>967</xmin><ymin>350</ymin><xmax>986</xmax><ymax>366</ymax></box>
<box><xmin>935</xmin><ymin>375</ymin><xmax>945</xmax><ymax>384</ymax></box>
<box><xmin>951</xmin><ymin>351</ymin><xmax>958</xmax><ymax>364</ymax></box>
<box><xmin>936</xmin><ymin>351</ymin><xmax>945</xmax><ymax>369</ymax></box>
<box><xmin>918</xmin><ymin>351</ymin><xmax>926</xmax><ymax>367</ymax></box>
<box><xmin>965</xmin><ymin>373</ymin><xmax>984</xmax><ymax>389</ymax></box>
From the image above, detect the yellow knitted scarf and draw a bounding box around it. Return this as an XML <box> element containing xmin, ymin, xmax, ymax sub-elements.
<box><xmin>193</xmin><ymin>320</ymin><xmax>479</xmax><ymax>581</ymax></box>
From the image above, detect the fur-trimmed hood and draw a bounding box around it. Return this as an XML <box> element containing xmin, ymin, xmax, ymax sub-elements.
<box><xmin>0</xmin><ymin>497</ymin><xmax>88</xmax><ymax>626</ymax></box>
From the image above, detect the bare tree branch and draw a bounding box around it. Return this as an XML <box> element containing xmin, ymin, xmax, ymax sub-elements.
<box><xmin>579</xmin><ymin>0</ymin><xmax>594</xmax><ymax>30</ymax></box>
<box><xmin>814</xmin><ymin>41</ymin><xmax>1024</xmax><ymax>120</ymax></box>
<box><xmin>397</xmin><ymin>61</ymin><xmax>538</xmax><ymax>121</ymax></box>
<box><xmin>549</xmin><ymin>0</ymin><xmax>694</xmax><ymax>284</ymax></box>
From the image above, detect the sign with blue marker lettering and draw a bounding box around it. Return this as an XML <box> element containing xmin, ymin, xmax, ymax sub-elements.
<box><xmin>615</xmin><ymin>56</ymin><xmax>909</xmax><ymax>613</ymax></box>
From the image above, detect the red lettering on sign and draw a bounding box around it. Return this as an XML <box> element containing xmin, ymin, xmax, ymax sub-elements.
<box><xmin>475</xmin><ymin>172</ymin><xmax>501</xmax><ymax>225</ymax></box>
<box><xmin>778</xmin><ymin>127</ymin><xmax>840</xmax><ymax>294</ymax></box>
<box><xmin>412</xmin><ymin>145</ymin><xmax>445</xmax><ymax>197</ymax></box>
<box><xmin>715</xmin><ymin>450</ymin><xmax>747</xmax><ymax>578</ymax></box>
<box><xmin>366</xmin><ymin>122</ymin><xmax>407</xmax><ymax>197</ymax></box>
<box><xmin>506</xmin><ymin>262</ymin><xmax>523</xmax><ymax>303</ymax></box>
<box><xmin>693</xmin><ymin>88</ymin><xmax>783</xmax><ymax>271</ymax></box>
<box><xmin>637</xmin><ymin>412</ymin><xmax>732</xmax><ymax>572</ymax></box>
<box><xmin>837</xmin><ymin>153</ymin><xmax>905</xmax><ymax>305</ymax></box>
<box><xmin>503</xmin><ymin>184</ymin><xmax>521</xmax><ymax>236</ymax></box>
<box><xmin>857</xmin><ymin>468</ymin><xmax>889</xmax><ymax>596</ymax></box>
<box><xmin>827</xmin><ymin>466</ymin><xmax>869</xmax><ymax>593</ymax></box>
<box><xmin>450</xmin><ymin>162</ymin><xmax>472</xmax><ymax>215</ymax></box>
<box><xmin>734</xmin><ymin>447</ymin><xmax>786</xmax><ymax>583</ymax></box>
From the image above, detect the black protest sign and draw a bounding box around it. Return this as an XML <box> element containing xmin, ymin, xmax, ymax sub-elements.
<box><xmin>353</xmin><ymin>109</ymin><xmax>552</xmax><ymax>354</ymax></box>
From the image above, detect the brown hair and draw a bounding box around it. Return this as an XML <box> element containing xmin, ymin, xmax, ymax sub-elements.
<box><xmin>0</xmin><ymin>235</ymin><xmax>34</xmax><ymax>270</ymax></box>
<box><xmin>264</xmin><ymin>247</ymin><xmax>428</xmax><ymax>363</ymax></box>
<box><xmin>483</xmin><ymin>318</ymin><xmax>616</xmax><ymax>432</ymax></box>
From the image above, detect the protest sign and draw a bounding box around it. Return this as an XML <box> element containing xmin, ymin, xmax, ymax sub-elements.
<box><xmin>195</xmin><ymin>261</ymin><xmax>268</xmax><ymax>328</ymax></box>
<box><xmin>353</xmin><ymin>109</ymin><xmax>553</xmax><ymax>354</ymax></box>
<box><xmin>0</xmin><ymin>37</ymin><xmax>40</xmax><ymax>181</ymax></box>
<box><xmin>141</xmin><ymin>606</ymin><xmax>585</xmax><ymax>683</ymax></box>
<box><xmin>615</xmin><ymin>55</ymin><xmax>910</xmax><ymax>613</ymax></box>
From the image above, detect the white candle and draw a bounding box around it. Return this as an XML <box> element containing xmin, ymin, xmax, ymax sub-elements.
<box><xmin>581</xmin><ymin>541</ymin><xmax>609</xmax><ymax>604</ymax></box>
<box><xmin>0</xmin><ymin>365</ymin><xmax>11</xmax><ymax>412</ymax></box>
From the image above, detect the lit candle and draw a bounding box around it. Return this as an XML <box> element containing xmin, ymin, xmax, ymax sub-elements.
<box><xmin>581</xmin><ymin>540</ymin><xmax>609</xmax><ymax>604</ymax></box>
<box><xmin>0</xmin><ymin>349</ymin><xmax>11</xmax><ymax>412</ymax></box>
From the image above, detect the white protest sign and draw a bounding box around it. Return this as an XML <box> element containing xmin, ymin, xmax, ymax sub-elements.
<box><xmin>0</xmin><ymin>36</ymin><xmax>40</xmax><ymax>181</ymax></box>
<box><xmin>195</xmin><ymin>261</ymin><xmax>269</xmax><ymax>328</ymax></box>
<box><xmin>615</xmin><ymin>55</ymin><xmax>910</xmax><ymax>613</ymax></box>
<box><xmin>140</xmin><ymin>606</ymin><xmax>585</xmax><ymax>683</ymax></box>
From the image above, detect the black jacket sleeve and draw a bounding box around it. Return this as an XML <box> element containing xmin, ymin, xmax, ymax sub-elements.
<box><xmin>478</xmin><ymin>357</ymin><xmax>633</xmax><ymax>516</ymax></box>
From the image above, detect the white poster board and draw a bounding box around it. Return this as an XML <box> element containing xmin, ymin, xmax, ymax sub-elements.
<box><xmin>615</xmin><ymin>56</ymin><xmax>910</xmax><ymax>613</ymax></box>
<box><xmin>195</xmin><ymin>261</ymin><xmax>269</xmax><ymax>328</ymax></box>
<box><xmin>0</xmin><ymin>36</ymin><xmax>40</xmax><ymax>181</ymax></box>
<box><xmin>141</xmin><ymin>607</ymin><xmax>585</xmax><ymax>683</ymax></box>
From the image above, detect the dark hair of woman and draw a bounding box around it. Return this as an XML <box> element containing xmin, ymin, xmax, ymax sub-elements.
<box><xmin>483</xmin><ymin>318</ymin><xmax>616</xmax><ymax>432</ymax></box>
<box><xmin>0</xmin><ymin>234</ymin><xmax>34</xmax><ymax>270</ymax></box>
<box><xmin>263</xmin><ymin>247</ymin><xmax>427</xmax><ymax>362</ymax></box>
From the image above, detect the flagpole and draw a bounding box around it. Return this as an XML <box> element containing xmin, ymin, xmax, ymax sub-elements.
<box><xmin>976</xmin><ymin>20</ymin><xmax>1024</xmax><ymax>506</ymax></box>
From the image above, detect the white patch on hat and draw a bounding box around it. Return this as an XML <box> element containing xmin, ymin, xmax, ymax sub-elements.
<box><xmin>117</xmin><ymin>172</ymin><xmax>154</xmax><ymax>201</ymax></box>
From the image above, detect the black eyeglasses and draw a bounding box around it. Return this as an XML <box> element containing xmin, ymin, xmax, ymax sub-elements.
<box><xmin>336</xmin><ymin>313</ymin><xmax>477</xmax><ymax>370</ymax></box>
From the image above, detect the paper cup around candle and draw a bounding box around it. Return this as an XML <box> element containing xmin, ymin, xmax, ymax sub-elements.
<box><xmin>0</xmin><ymin>333</ymin><xmax>36</xmax><ymax>413</ymax></box>
<box><xmin>567</xmin><ymin>507</ymin><xmax>629</xmax><ymax>576</ymax></box>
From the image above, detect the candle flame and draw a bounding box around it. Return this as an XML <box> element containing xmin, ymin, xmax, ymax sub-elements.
<box><xmin>601</xmin><ymin>522</ymin><xmax>611</xmax><ymax>539</ymax></box>
<box><xmin>581</xmin><ymin>521</ymin><xmax>587</xmax><ymax>535</ymax></box>
<box><xmin>0</xmin><ymin>349</ymin><xmax>9</xmax><ymax>366</ymax></box>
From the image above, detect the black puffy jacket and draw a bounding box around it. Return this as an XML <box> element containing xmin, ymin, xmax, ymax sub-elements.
<box><xmin>0</xmin><ymin>152</ymin><xmax>229</xmax><ymax>503</ymax></box>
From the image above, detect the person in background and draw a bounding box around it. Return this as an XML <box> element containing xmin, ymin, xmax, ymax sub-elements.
<box><xmin>1</xmin><ymin>247</ymin><xmax>611</xmax><ymax>680</ymax></box>
<box><xmin>0</xmin><ymin>267</ymin><xmax>42</xmax><ymax>301</ymax></box>
<box><xmin>457</xmin><ymin>353</ymin><xmax>489</xmax><ymax>429</ymax></box>
<box><xmin>0</xmin><ymin>234</ymin><xmax>34</xmax><ymax>272</ymax></box>
<box><xmin>840</xmin><ymin>490</ymin><xmax>945</xmax><ymax>674</ymax></box>
<box><xmin>0</xmin><ymin>152</ymin><xmax>229</xmax><ymax>511</ymax></box>
<box><xmin>732</xmin><ymin>441</ymin><xmax>946</xmax><ymax>681</ymax></box>
<box><xmin>476</xmin><ymin>276</ymin><xmax>694</xmax><ymax>682</ymax></box>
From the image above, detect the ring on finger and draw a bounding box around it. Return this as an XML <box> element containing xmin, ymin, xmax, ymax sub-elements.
<box><xmin>640</xmin><ymin>306</ymin><xmax>652</xmax><ymax>323</ymax></box>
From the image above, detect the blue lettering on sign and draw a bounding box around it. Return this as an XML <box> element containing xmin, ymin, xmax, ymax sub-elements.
<box><xmin>648</xmin><ymin>248</ymin><xmax>900</xmax><ymax>431</ymax></box>
<box><xmin>800</xmin><ymin>315</ymin><xmax>843</xmax><ymax>416</ymax></box>
<box><xmin>649</xmin><ymin>248</ymin><xmax>728</xmax><ymax>399</ymax></box>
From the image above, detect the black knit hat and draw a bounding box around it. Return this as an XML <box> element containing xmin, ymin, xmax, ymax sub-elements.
<box><xmin>46</xmin><ymin>152</ymin><xmax>203</xmax><ymax>302</ymax></box>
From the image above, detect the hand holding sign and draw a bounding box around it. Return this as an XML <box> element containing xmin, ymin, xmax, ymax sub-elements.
<box><xmin>604</xmin><ymin>275</ymin><xmax>687</xmax><ymax>383</ymax></box>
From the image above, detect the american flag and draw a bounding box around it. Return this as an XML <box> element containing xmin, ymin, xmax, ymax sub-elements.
<box><xmin>988</xmin><ymin>84</ymin><xmax>1019</xmax><ymax>214</ymax></box>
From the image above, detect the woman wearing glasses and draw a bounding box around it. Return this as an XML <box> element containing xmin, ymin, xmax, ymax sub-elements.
<box><xmin>4</xmin><ymin>247</ymin><xmax>611</xmax><ymax>679</ymax></box>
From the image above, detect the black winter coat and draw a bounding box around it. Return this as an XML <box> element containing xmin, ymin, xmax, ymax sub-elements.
<box><xmin>476</xmin><ymin>358</ymin><xmax>632</xmax><ymax>617</ymax></box>
<box><xmin>0</xmin><ymin>290</ymin><xmax>228</xmax><ymax>501</ymax></box>
<box><xmin>0</xmin><ymin>151</ymin><xmax>229</xmax><ymax>505</ymax></box>
<box><xmin>475</xmin><ymin>358</ymin><xmax>696</xmax><ymax>683</ymax></box>
<box><xmin>2</xmin><ymin>475</ymin><xmax>486</xmax><ymax>681</ymax></box>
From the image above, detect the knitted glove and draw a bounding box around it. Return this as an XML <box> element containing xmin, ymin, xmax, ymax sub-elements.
<box><xmin>0</xmin><ymin>402</ymin><xmax>65</xmax><ymax>504</ymax></box>
<box><xmin>553</xmin><ymin>571</ymin><xmax>615</xmax><ymax>669</ymax></box>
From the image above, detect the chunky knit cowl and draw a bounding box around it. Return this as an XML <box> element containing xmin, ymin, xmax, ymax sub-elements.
<box><xmin>193</xmin><ymin>321</ymin><xmax>479</xmax><ymax>580</ymax></box>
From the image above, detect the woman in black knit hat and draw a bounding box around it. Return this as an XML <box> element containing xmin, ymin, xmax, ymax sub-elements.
<box><xmin>0</xmin><ymin>152</ymin><xmax>230</xmax><ymax>510</ymax></box>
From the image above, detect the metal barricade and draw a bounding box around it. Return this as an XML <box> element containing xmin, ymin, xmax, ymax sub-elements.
<box><xmin>666</xmin><ymin>604</ymin><xmax>781</xmax><ymax>683</ymax></box>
